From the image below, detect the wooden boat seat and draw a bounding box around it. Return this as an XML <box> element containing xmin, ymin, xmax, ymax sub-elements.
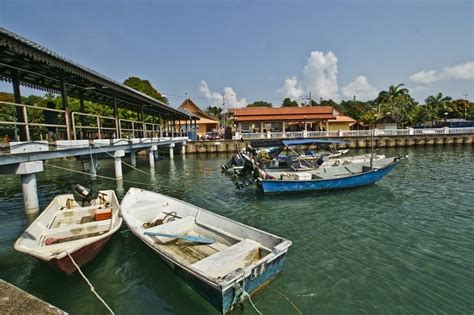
<box><xmin>146</xmin><ymin>216</ymin><xmax>195</xmax><ymax>244</ymax></box>
<box><xmin>190</xmin><ymin>239</ymin><xmax>260</xmax><ymax>279</ymax></box>
<box><xmin>42</xmin><ymin>219</ymin><xmax>111</xmax><ymax>242</ymax></box>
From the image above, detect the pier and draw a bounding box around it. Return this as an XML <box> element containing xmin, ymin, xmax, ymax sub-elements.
<box><xmin>0</xmin><ymin>28</ymin><xmax>196</xmax><ymax>215</ymax></box>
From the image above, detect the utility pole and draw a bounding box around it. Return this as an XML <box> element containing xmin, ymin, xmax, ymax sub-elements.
<box><xmin>464</xmin><ymin>94</ymin><xmax>468</xmax><ymax>119</ymax></box>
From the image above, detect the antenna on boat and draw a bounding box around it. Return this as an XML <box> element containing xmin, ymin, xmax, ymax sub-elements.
<box><xmin>370</xmin><ymin>128</ymin><xmax>374</xmax><ymax>170</ymax></box>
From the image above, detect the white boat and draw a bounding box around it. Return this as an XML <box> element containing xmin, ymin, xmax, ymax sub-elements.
<box><xmin>120</xmin><ymin>188</ymin><xmax>292</xmax><ymax>313</ymax></box>
<box><xmin>14</xmin><ymin>189</ymin><xmax>122</xmax><ymax>275</ymax></box>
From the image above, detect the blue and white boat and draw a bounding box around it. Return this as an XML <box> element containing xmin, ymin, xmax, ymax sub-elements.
<box><xmin>258</xmin><ymin>156</ymin><xmax>405</xmax><ymax>193</ymax></box>
<box><xmin>121</xmin><ymin>188</ymin><xmax>292</xmax><ymax>313</ymax></box>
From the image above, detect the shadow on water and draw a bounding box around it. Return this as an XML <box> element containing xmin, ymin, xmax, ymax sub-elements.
<box><xmin>0</xmin><ymin>148</ymin><xmax>473</xmax><ymax>314</ymax></box>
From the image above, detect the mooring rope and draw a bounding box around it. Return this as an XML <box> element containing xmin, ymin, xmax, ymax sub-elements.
<box><xmin>270</xmin><ymin>288</ymin><xmax>303</xmax><ymax>315</ymax></box>
<box><xmin>234</xmin><ymin>282</ymin><xmax>263</xmax><ymax>315</ymax></box>
<box><xmin>45</xmin><ymin>163</ymin><xmax>155</xmax><ymax>186</ymax></box>
<box><xmin>63</xmin><ymin>250</ymin><xmax>115</xmax><ymax>315</ymax></box>
<box><xmin>93</xmin><ymin>144</ymin><xmax>152</xmax><ymax>176</ymax></box>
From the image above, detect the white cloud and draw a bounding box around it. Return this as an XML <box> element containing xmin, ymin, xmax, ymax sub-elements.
<box><xmin>278</xmin><ymin>50</ymin><xmax>378</xmax><ymax>102</ymax></box>
<box><xmin>277</xmin><ymin>76</ymin><xmax>304</xmax><ymax>99</ymax></box>
<box><xmin>443</xmin><ymin>61</ymin><xmax>474</xmax><ymax>80</ymax></box>
<box><xmin>341</xmin><ymin>76</ymin><xmax>378</xmax><ymax>101</ymax></box>
<box><xmin>199</xmin><ymin>80</ymin><xmax>247</xmax><ymax>108</ymax></box>
<box><xmin>410</xmin><ymin>61</ymin><xmax>474</xmax><ymax>85</ymax></box>
<box><xmin>409</xmin><ymin>70</ymin><xmax>440</xmax><ymax>85</ymax></box>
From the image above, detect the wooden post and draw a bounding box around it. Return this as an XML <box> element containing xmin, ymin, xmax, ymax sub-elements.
<box><xmin>60</xmin><ymin>77</ymin><xmax>71</xmax><ymax>140</ymax></box>
<box><xmin>12</xmin><ymin>71</ymin><xmax>28</xmax><ymax>141</ymax></box>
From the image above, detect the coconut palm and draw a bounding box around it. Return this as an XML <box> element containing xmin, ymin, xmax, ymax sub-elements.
<box><xmin>425</xmin><ymin>92</ymin><xmax>452</xmax><ymax>124</ymax></box>
<box><xmin>376</xmin><ymin>83</ymin><xmax>409</xmax><ymax>104</ymax></box>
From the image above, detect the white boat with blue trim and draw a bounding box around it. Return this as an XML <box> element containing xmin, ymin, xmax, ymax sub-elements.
<box><xmin>120</xmin><ymin>188</ymin><xmax>292</xmax><ymax>313</ymax></box>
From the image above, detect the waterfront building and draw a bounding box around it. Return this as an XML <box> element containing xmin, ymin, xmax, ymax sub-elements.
<box><xmin>177</xmin><ymin>98</ymin><xmax>220</xmax><ymax>137</ymax></box>
<box><xmin>229</xmin><ymin>106</ymin><xmax>355</xmax><ymax>133</ymax></box>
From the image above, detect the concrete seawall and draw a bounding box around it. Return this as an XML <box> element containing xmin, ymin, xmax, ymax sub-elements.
<box><xmin>172</xmin><ymin>134</ymin><xmax>474</xmax><ymax>155</ymax></box>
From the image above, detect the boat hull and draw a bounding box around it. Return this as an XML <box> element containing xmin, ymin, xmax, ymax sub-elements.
<box><xmin>151</xmin><ymin>241</ymin><xmax>288</xmax><ymax>313</ymax></box>
<box><xmin>126</xmin><ymin>220</ymin><xmax>288</xmax><ymax>314</ymax></box>
<box><xmin>260</xmin><ymin>160</ymin><xmax>401</xmax><ymax>193</ymax></box>
<box><xmin>47</xmin><ymin>235</ymin><xmax>112</xmax><ymax>275</ymax></box>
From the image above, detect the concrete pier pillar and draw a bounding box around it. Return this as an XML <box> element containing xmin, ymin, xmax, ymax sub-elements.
<box><xmin>415</xmin><ymin>138</ymin><xmax>425</xmax><ymax>146</ymax></box>
<box><xmin>376</xmin><ymin>138</ymin><xmax>386</xmax><ymax>148</ymax></box>
<box><xmin>435</xmin><ymin>137</ymin><xmax>444</xmax><ymax>145</ymax></box>
<box><xmin>396</xmin><ymin>138</ymin><xmax>405</xmax><ymax>147</ymax></box>
<box><xmin>88</xmin><ymin>158</ymin><xmax>97</xmax><ymax>177</ymax></box>
<box><xmin>386</xmin><ymin>139</ymin><xmax>396</xmax><ymax>147</ymax></box>
<box><xmin>406</xmin><ymin>138</ymin><xmax>415</xmax><ymax>146</ymax></box>
<box><xmin>169</xmin><ymin>143</ymin><xmax>175</xmax><ymax>159</ymax></box>
<box><xmin>21</xmin><ymin>174</ymin><xmax>39</xmax><ymax>215</ymax></box>
<box><xmin>114</xmin><ymin>150</ymin><xmax>125</xmax><ymax>180</ymax></box>
<box><xmin>154</xmin><ymin>150</ymin><xmax>159</xmax><ymax>159</ymax></box>
<box><xmin>149</xmin><ymin>145</ymin><xmax>157</xmax><ymax>166</ymax></box>
<box><xmin>425</xmin><ymin>137</ymin><xmax>434</xmax><ymax>145</ymax></box>
<box><xmin>444</xmin><ymin>137</ymin><xmax>453</xmax><ymax>145</ymax></box>
<box><xmin>130</xmin><ymin>151</ymin><xmax>137</xmax><ymax>167</ymax></box>
<box><xmin>454</xmin><ymin>137</ymin><xmax>464</xmax><ymax>145</ymax></box>
<box><xmin>356</xmin><ymin>139</ymin><xmax>366</xmax><ymax>148</ymax></box>
<box><xmin>181</xmin><ymin>143</ymin><xmax>186</xmax><ymax>154</ymax></box>
<box><xmin>1</xmin><ymin>161</ymin><xmax>45</xmax><ymax>215</ymax></box>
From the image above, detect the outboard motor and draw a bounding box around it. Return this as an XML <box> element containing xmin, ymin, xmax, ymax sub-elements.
<box><xmin>73</xmin><ymin>184</ymin><xmax>98</xmax><ymax>206</ymax></box>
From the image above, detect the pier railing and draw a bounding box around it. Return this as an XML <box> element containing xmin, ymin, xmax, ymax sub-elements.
<box><xmin>0</xmin><ymin>100</ymin><xmax>67</xmax><ymax>141</ymax></box>
<box><xmin>0</xmin><ymin>100</ymin><xmax>189</xmax><ymax>141</ymax></box>
<box><xmin>235</xmin><ymin>127</ymin><xmax>474</xmax><ymax>140</ymax></box>
<box><xmin>72</xmin><ymin>112</ymin><xmax>117</xmax><ymax>140</ymax></box>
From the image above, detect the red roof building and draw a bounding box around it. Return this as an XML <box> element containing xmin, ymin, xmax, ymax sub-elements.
<box><xmin>230</xmin><ymin>106</ymin><xmax>355</xmax><ymax>132</ymax></box>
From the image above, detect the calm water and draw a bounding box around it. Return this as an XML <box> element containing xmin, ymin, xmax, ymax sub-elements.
<box><xmin>0</xmin><ymin>147</ymin><xmax>473</xmax><ymax>314</ymax></box>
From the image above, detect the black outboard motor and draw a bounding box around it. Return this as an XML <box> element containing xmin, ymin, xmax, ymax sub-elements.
<box><xmin>73</xmin><ymin>184</ymin><xmax>98</xmax><ymax>206</ymax></box>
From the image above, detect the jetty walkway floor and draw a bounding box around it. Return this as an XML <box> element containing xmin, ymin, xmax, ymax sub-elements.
<box><xmin>0</xmin><ymin>280</ymin><xmax>66</xmax><ymax>314</ymax></box>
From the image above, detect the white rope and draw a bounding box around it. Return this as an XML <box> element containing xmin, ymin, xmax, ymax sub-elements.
<box><xmin>45</xmin><ymin>163</ymin><xmax>155</xmax><ymax>186</ymax></box>
<box><xmin>242</xmin><ymin>290</ymin><xmax>263</xmax><ymax>315</ymax></box>
<box><xmin>64</xmin><ymin>250</ymin><xmax>115</xmax><ymax>315</ymax></box>
<box><xmin>93</xmin><ymin>144</ymin><xmax>151</xmax><ymax>176</ymax></box>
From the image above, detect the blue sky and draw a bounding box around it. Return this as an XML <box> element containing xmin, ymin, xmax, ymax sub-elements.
<box><xmin>1</xmin><ymin>0</ymin><xmax>473</xmax><ymax>108</ymax></box>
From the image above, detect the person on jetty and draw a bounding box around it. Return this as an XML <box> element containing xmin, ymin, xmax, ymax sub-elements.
<box><xmin>44</xmin><ymin>102</ymin><xmax>58</xmax><ymax>141</ymax></box>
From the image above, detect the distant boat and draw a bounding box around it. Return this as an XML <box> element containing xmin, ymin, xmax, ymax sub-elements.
<box><xmin>14</xmin><ymin>188</ymin><xmax>122</xmax><ymax>275</ymax></box>
<box><xmin>120</xmin><ymin>188</ymin><xmax>292</xmax><ymax>314</ymax></box>
<box><xmin>258</xmin><ymin>156</ymin><xmax>405</xmax><ymax>193</ymax></box>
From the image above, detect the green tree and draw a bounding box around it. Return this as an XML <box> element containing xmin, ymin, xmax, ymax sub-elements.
<box><xmin>205</xmin><ymin>106</ymin><xmax>222</xmax><ymax>118</ymax></box>
<box><xmin>376</xmin><ymin>83</ymin><xmax>409</xmax><ymax>104</ymax></box>
<box><xmin>450</xmin><ymin>99</ymin><xmax>473</xmax><ymax>119</ymax></box>
<box><xmin>246</xmin><ymin>101</ymin><xmax>272</xmax><ymax>108</ymax></box>
<box><xmin>425</xmin><ymin>92</ymin><xmax>452</xmax><ymax>124</ymax></box>
<box><xmin>282</xmin><ymin>98</ymin><xmax>298</xmax><ymax>107</ymax></box>
<box><xmin>123</xmin><ymin>76</ymin><xmax>169</xmax><ymax>104</ymax></box>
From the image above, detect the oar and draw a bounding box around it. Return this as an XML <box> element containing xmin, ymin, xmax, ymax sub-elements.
<box><xmin>144</xmin><ymin>231</ymin><xmax>215</xmax><ymax>244</ymax></box>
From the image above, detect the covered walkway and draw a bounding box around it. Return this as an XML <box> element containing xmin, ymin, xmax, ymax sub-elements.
<box><xmin>0</xmin><ymin>27</ymin><xmax>199</xmax><ymax>141</ymax></box>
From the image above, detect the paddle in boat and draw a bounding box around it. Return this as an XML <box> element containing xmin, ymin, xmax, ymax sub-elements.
<box><xmin>14</xmin><ymin>185</ymin><xmax>122</xmax><ymax>275</ymax></box>
<box><xmin>120</xmin><ymin>188</ymin><xmax>292</xmax><ymax>314</ymax></box>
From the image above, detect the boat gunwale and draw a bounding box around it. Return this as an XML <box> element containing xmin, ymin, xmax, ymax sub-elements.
<box><xmin>260</xmin><ymin>157</ymin><xmax>403</xmax><ymax>184</ymax></box>
<box><xmin>14</xmin><ymin>190</ymin><xmax>123</xmax><ymax>261</ymax></box>
<box><xmin>120</xmin><ymin>188</ymin><xmax>292</xmax><ymax>290</ymax></box>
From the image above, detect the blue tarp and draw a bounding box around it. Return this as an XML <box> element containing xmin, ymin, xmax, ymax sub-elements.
<box><xmin>282</xmin><ymin>139</ymin><xmax>347</xmax><ymax>146</ymax></box>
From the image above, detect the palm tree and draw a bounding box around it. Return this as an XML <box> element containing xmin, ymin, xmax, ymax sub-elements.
<box><xmin>205</xmin><ymin>106</ymin><xmax>223</xmax><ymax>118</ymax></box>
<box><xmin>425</xmin><ymin>92</ymin><xmax>452</xmax><ymax>125</ymax></box>
<box><xmin>376</xmin><ymin>83</ymin><xmax>409</xmax><ymax>104</ymax></box>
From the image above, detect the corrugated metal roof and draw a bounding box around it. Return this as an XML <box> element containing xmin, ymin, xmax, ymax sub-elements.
<box><xmin>0</xmin><ymin>27</ymin><xmax>189</xmax><ymax>118</ymax></box>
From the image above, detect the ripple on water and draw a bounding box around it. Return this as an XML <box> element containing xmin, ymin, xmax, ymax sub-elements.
<box><xmin>0</xmin><ymin>147</ymin><xmax>473</xmax><ymax>314</ymax></box>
